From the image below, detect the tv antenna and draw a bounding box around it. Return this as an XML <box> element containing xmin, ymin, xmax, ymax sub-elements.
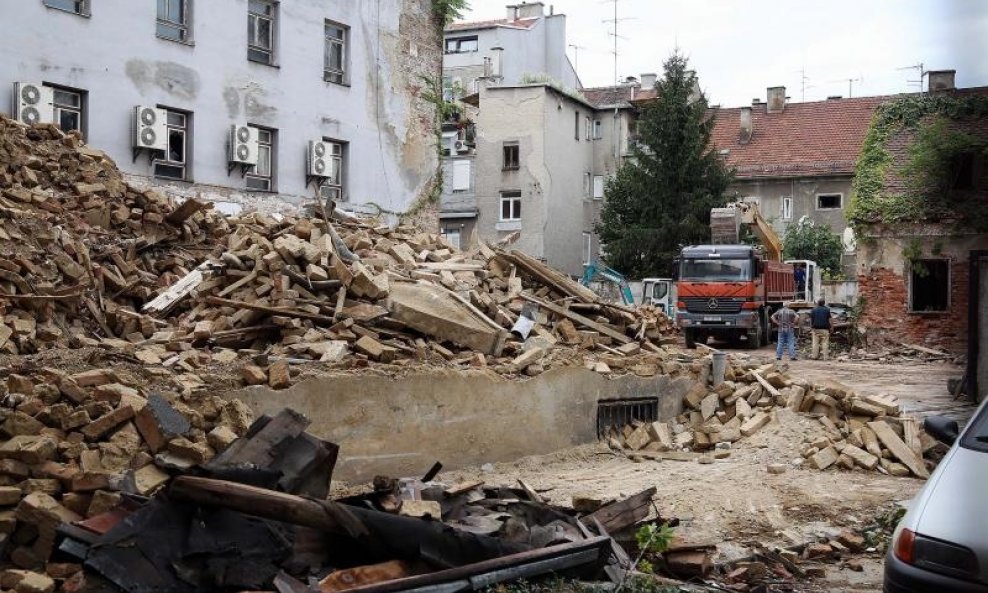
<box><xmin>827</xmin><ymin>76</ymin><xmax>863</xmax><ymax>98</ymax></box>
<box><xmin>568</xmin><ymin>44</ymin><xmax>587</xmax><ymax>76</ymax></box>
<box><xmin>602</xmin><ymin>0</ymin><xmax>635</xmax><ymax>86</ymax></box>
<box><xmin>897</xmin><ymin>62</ymin><xmax>926</xmax><ymax>94</ymax></box>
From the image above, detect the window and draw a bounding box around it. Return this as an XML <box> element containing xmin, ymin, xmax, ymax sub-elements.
<box><xmin>502</xmin><ymin>142</ymin><xmax>519</xmax><ymax>170</ymax></box>
<box><xmin>43</xmin><ymin>0</ymin><xmax>88</xmax><ymax>15</ymax></box>
<box><xmin>952</xmin><ymin>153</ymin><xmax>977</xmax><ymax>190</ymax></box>
<box><xmin>245</xmin><ymin>128</ymin><xmax>275</xmax><ymax>191</ymax></box>
<box><xmin>585</xmin><ymin>116</ymin><xmax>591</xmax><ymax>141</ymax></box>
<box><xmin>154</xmin><ymin>109</ymin><xmax>190</xmax><ymax>181</ymax></box>
<box><xmin>582</xmin><ymin>232</ymin><xmax>592</xmax><ymax>266</ymax></box>
<box><xmin>500</xmin><ymin>191</ymin><xmax>521</xmax><ymax>221</ymax></box>
<box><xmin>593</xmin><ymin>120</ymin><xmax>602</xmax><ymax>140</ymax></box>
<box><xmin>157</xmin><ymin>0</ymin><xmax>190</xmax><ymax>42</ymax></box>
<box><xmin>319</xmin><ymin>140</ymin><xmax>346</xmax><ymax>202</ymax></box>
<box><xmin>584</xmin><ymin>172</ymin><xmax>592</xmax><ymax>197</ymax></box>
<box><xmin>574</xmin><ymin>111</ymin><xmax>580</xmax><ymax>140</ymax></box>
<box><xmin>445</xmin><ymin>36</ymin><xmax>478</xmax><ymax>53</ymax></box>
<box><xmin>451</xmin><ymin>160</ymin><xmax>471</xmax><ymax>192</ymax></box>
<box><xmin>248</xmin><ymin>0</ymin><xmax>276</xmax><ymax>64</ymax></box>
<box><xmin>817</xmin><ymin>193</ymin><xmax>842</xmax><ymax>210</ymax></box>
<box><xmin>441</xmin><ymin>228</ymin><xmax>462</xmax><ymax>250</ymax></box>
<box><xmin>324</xmin><ymin>20</ymin><xmax>349</xmax><ymax>84</ymax></box>
<box><xmin>592</xmin><ymin>175</ymin><xmax>605</xmax><ymax>199</ymax></box>
<box><xmin>781</xmin><ymin>196</ymin><xmax>793</xmax><ymax>220</ymax></box>
<box><xmin>909</xmin><ymin>259</ymin><xmax>950</xmax><ymax>313</ymax></box>
<box><xmin>50</xmin><ymin>86</ymin><xmax>84</xmax><ymax>136</ymax></box>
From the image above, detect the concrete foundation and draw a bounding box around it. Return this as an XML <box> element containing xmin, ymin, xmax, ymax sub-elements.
<box><xmin>227</xmin><ymin>367</ymin><xmax>690</xmax><ymax>482</ymax></box>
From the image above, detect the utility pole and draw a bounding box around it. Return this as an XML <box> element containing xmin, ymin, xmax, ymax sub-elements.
<box><xmin>602</xmin><ymin>0</ymin><xmax>633</xmax><ymax>160</ymax></box>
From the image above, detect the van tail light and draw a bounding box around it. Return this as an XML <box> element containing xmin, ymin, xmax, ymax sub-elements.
<box><xmin>894</xmin><ymin>528</ymin><xmax>916</xmax><ymax>565</ymax></box>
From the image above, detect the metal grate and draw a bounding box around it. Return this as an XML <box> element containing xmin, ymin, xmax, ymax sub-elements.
<box><xmin>596</xmin><ymin>398</ymin><xmax>659</xmax><ymax>438</ymax></box>
<box><xmin>682</xmin><ymin>297</ymin><xmax>743</xmax><ymax>314</ymax></box>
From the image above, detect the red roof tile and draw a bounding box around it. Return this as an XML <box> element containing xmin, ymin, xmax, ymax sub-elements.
<box><xmin>446</xmin><ymin>17</ymin><xmax>539</xmax><ymax>32</ymax></box>
<box><xmin>708</xmin><ymin>96</ymin><xmax>889</xmax><ymax>178</ymax></box>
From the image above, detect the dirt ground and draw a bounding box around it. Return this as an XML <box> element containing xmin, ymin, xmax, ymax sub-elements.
<box><xmin>440</xmin><ymin>348</ymin><xmax>975</xmax><ymax>592</ymax></box>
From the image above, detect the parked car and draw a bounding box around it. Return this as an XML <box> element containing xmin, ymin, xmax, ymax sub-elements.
<box><xmin>884</xmin><ymin>399</ymin><xmax>988</xmax><ymax>592</ymax></box>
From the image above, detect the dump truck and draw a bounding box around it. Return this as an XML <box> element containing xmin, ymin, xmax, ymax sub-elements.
<box><xmin>675</xmin><ymin>203</ymin><xmax>816</xmax><ymax>348</ymax></box>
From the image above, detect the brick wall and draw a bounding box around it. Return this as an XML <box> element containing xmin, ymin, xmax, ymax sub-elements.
<box><xmin>858</xmin><ymin>261</ymin><xmax>970</xmax><ymax>353</ymax></box>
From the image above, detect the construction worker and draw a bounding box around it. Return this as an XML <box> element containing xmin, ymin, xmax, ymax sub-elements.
<box><xmin>771</xmin><ymin>303</ymin><xmax>800</xmax><ymax>361</ymax></box>
<box><xmin>793</xmin><ymin>265</ymin><xmax>806</xmax><ymax>300</ymax></box>
<box><xmin>810</xmin><ymin>298</ymin><xmax>832</xmax><ymax>360</ymax></box>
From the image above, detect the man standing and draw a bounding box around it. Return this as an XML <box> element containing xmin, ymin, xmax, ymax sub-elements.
<box><xmin>771</xmin><ymin>303</ymin><xmax>799</xmax><ymax>361</ymax></box>
<box><xmin>793</xmin><ymin>265</ymin><xmax>807</xmax><ymax>300</ymax></box>
<box><xmin>810</xmin><ymin>298</ymin><xmax>832</xmax><ymax>360</ymax></box>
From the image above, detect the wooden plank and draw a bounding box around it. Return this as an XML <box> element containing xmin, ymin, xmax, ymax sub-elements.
<box><xmin>751</xmin><ymin>371</ymin><xmax>781</xmax><ymax>397</ymax></box>
<box><xmin>901</xmin><ymin>417</ymin><xmax>923</xmax><ymax>457</ymax></box>
<box><xmin>867</xmin><ymin>421</ymin><xmax>929</xmax><ymax>478</ymax></box>
<box><xmin>210</xmin><ymin>409</ymin><xmax>310</xmax><ymax>469</ymax></box>
<box><xmin>521</xmin><ymin>294</ymin><xmax>633</xmax><ymax>345</ymax></box>
<box><xmin>516</xmin><ymin>479</ymin><xmax>544</xmax><ymax>503</ymax></box>
<box><xmin>900</xmin><ymin>342</ymin><xmax>951</xmax><ymax>357</ymax></box>
<box><xmin>580</xmin><ymin>487</ymin><xmax>656</xmax><ymax>533</ymax></box>
<box><xmin>416</xmin><ymin>262</ymin><xmax>485</xmax><ymax>272</ymax></box>
<box><xmin>319</xmin><ymin>561</ymin><xmax>414</xmax><ymax>593</ymax></box>
<box><xmin>504</xmin><ymin>249</ymin><xmax>599</xmax><ymax>303</ymax></box>
<box><xmin>204</xmin><ymin>296</ymin><xmax>336</xmax><ymax>324</ymax></box>
<box><xmin>165</xmin><ymin>198</ymin><xmax>208</xmax><ymax>224</ymax></box>
<box><xmin>217</xmin><ymin>269</ymin><xmax>258</xmax><ymax>297</ymax></box>
<box><xmin>443</xmin><ymin>481</ymin><xmax>485</xmax><ymax>497</ymax></box>
<box><xmin>143</xmin><ymin>269</ymin><xmax>205</xmax><ymax>314</ymax></box>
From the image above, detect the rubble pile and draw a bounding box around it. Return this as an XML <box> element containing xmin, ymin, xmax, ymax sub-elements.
<box><xmin>0</xmin><ymin>365</ymin><xmax>256</xmax><ymax>576</ymax></box>
<box><xmin>0</xmin><ymin>115</ymin><xmax>675</xmax><ymax>385</ymax></box>
<box><xmin>610</xmin><ymin>358</ymin><xmax>936</xmax><ymax>478</ymax></box>
<box><xmin>837</xmin><ymin>343</ymin><xmax>961</xmax><ymax>364</ymax></box>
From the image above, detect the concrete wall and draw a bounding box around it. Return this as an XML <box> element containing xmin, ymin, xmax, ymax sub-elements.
<box><xmin>2</xmin><ymin>0</ymin><xmax>439</xmax><ymax>213</ymax></box>
<box><xmin>822</xmin><ymin>279</ymin><xmax>858</xmax><ymax>305</ymax></box>
<box><xmin>729</xmin><ymin>176</ymin><xmax>856</xmax><ymax>275</ymax></box>
<box><xmin>443</xmin><ymin>14</ymin><xmax>578</xmax><ymax>92</ymax></box>
<box><xmin>229</xmin><ymin>366</ymin><xmax>689</xmax><ymax>482</ymax></box>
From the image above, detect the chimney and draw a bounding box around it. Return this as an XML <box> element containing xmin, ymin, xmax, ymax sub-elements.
<box><xmin>640</xmin><ymin>73</ymin><xmax>657</xmax><ymax>89</ymax></box>
<box><xmin>766</xmin><ymin>86</ymin><xmax>786</xmax><ymax>113</ymax></box>
<box><xmin>928</xmin><ymin>69</ymin><xmax>956</xmax><ymax>92</ymax></box>
<box><xmin>740</xmin><ymin>106</ymin><xmax>753</xmax><ymax>144</ymax></box>
<box><xmin>489</xmin><ymin>46</ymin><xmax>504</xmax><ymax>79</ymax></box>
<box><xmin>507</xmin><ymin>2</ymin><xmax>545</xmax><ymax>20</ymax></box>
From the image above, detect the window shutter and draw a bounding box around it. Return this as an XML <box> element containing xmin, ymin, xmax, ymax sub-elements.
<box><xmin>452</xmin><ymin>160</ymin><xmax>471</xmax><ymax>191</ymax></box>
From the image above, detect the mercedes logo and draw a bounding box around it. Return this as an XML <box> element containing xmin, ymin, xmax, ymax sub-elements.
<box><xmin>708</xmin><ymin>298</ymin><xmax>719</xmax><ymax>309</ymax></box>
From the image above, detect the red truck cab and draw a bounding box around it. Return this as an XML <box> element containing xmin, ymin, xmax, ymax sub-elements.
<box><xmin>675</xmin><ymin>245</ymin><xmax>796</xmax><ymax>349</ymax></box>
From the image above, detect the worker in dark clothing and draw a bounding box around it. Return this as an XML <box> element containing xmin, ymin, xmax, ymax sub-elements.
<box><xmin>794</xmin><ymin>265</ymin><xmax>806</xmax><ymax>300</ymax></box>
<box><xmin>809</xmin><ymin>298</ymin><xmax>832</xmax><ymax>360</ymax></box>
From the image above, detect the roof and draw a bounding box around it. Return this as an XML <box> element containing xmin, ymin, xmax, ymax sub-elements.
<box><xmin>707</xmin><ymin>96</ymin><xmax>889</xmax><ymax>179</ymax></box>
<box><xmin>580</xmin><ymin>85</ymin><xmax>658</xmax><ymax>108</ymax></box>
<box><xmin>446</xmin><ymin>17</ymin><xmax>539</xmax><ymax>32</ymax></box>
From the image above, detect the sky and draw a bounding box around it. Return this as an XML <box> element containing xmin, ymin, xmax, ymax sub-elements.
<box><xmin>460</xmin><ymin>0</ymin><xmax>988</xmax><ymax>106</ymax></box>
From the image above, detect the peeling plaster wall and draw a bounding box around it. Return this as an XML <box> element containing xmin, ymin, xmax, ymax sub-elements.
<box><xmin>227</xmin><ymin>367</ymin><xmax>689</xmax><ymax>482</ymax></box>
<box><xmin>1</xmin><ymin>0</ymin><xmax>439</xmax><ymax>214</ymax></box>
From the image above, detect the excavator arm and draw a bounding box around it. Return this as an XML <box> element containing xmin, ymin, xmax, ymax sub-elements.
<box><xmin>738</xmin><ymin>203</ymin><xmax>783</xmax><ymax>262</ymax></box>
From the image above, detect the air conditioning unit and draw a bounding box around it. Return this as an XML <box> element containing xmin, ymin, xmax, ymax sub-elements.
<box><xmin>307</xmin><ymin>140</ymin><xmax>330</xmax><ymax>177</ymax></box>
<box><xmin>445</xmin><ymin>134</ymin><xmax>459</xmax><ymax>156</ymax></box>
<box><xmin>455</xmin><ymin>139</ymin><xmax>470</xmax><ymax>154</ymax></box>
<box><xmin>228</xmin><ymin>124</ymin><xmax>259</xmax><ymax>166</ymax></box>
<box><xmin>133</xmin><ymin>106</ymin><xmax>167</xmax><ymax>151</ymax></box>
<box><xmin>13</xmin><ymin>82</ymin><xmax>53</xmax><ymax>126</ymax></box>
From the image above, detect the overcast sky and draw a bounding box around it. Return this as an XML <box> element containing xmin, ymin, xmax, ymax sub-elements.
<box><xmin>461</xmin><ymin>0</ymin><xmax>988</xmax><ymax>106</ymax></box>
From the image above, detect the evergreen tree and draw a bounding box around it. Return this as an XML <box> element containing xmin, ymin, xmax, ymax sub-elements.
<box><xmin>595</xmin><ymin>53</ymin><xmax>733</xmax><ymax>277</ymax></box>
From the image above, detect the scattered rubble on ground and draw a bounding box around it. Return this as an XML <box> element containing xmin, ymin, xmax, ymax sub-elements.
<box><xmin>608</xmin><ymin>353</ymin><xmax>942</xmax><ymax>478</ymax></box>
<box><xmin>836</xmin><ymin>342</ymin><xmax>964</xmax><ymax>365</ymax></box>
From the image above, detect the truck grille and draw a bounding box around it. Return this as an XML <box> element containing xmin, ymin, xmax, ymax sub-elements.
<box><xmin>682</xmin><ymin>297</ymin><xmax>743</xmax><ymax>314</ymax></box>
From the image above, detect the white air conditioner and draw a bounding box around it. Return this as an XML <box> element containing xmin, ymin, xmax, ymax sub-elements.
<box><xmin>454</xmin><ymin>139</ymin><xmax>469</xmax><ymax>154</ymax></box>
<box><xmin>133</xmin><ymin>106</ymin><xmax>167</xmax><ymax>151</ymax></box>
<box><xmin>307</xmin><ymin>140</ymin><xmax>330</xmax><ymax>177</ymax></box>
<box><xmin>13</xmin><ymin>82</ymin><xmax>53</xmax><ymax>126</ymax></box>
<box><xmin>228</xmin><ymin>124</ymin><xmax>259</xmax><ymax>166</ymax></box>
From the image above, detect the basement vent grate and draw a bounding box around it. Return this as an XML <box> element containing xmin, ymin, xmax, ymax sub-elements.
<box><xmin>596</xmin><ymin>398</ymin><xmax>658</xmax><ymax>438</ymax></box>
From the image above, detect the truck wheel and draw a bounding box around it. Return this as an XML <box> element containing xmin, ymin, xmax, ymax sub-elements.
<box><xmin>760</xmin><ymin>311</ymin><xmax>771</xmax><ymax>346</ymax></box>
<box><xmin>684</xmin><ymin>329</ymin><xmax>697</xmax><ymax>349</ymax></box>
<box><xmin>746</xmin><ymin>325</ymin><xmax>762</xmax><ymax>350</ymax></box>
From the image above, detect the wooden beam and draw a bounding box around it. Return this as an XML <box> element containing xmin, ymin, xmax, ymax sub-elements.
<box><xmin>203</xmin><ymin>296</ymin><xmax>337</xmax><ymax>324</ymax></box>
<box><xmin>580</xmin><ymin>487</ymin><xmax>656</xmax><ymax>534</ymax></box>
<box><xmin>521</xmin><ymin>294</ymin><xmax>633</xmax><ymax>345</ymax></box>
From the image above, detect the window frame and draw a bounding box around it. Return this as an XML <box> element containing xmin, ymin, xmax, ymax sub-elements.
<box><xmin>582</xmin><ymin>232</ymin><xmax>592</xmax><ymax>266</ymax></box>
<box><xmin>781</xmin><ymin>196</ymin><xmax>793</xmax><ymax>220</ymax></box>
<box><xmin>574</xmin><ymin>111</ymin><xmax>580</xmax><ymax>140</ymax></box>
<box><xmin>248</xmin><ymin>0</ymin><xmax>277</xmax><ymax>65</ymax></box>
<box><xmin>245</xmin><ymin>127</ymin><xmax>276</xmax><ymax>192</ymax></box>
<box><xmin>908</xmin><ymin>258</ymin><xmax>951</xmax><ymax>314</ymax></box>
<box><xmin>451</xmin><ymin>159</ymin><xmax>471</xmax><ymax>192</ymax></box>
<box><xmin>48</xmin><ymin>84</ymin><xmax>86</xmax><ymax>138</ymax></box>
<box><xmin>502</xmin><ymin>142</ymin><xmax>520</xmax><ymax>171</ymax></box>
<box><xmin>319</xmin><ymin>138</ymin><xmax>346</xmax><ymax>202</ymax></box>
<box><xmin>593</xmin><ymin>119</ymin><xmax>602</xmax><ymax>140</ymax></box>
<box><xmin>157</xmin><ymin>0</ymin><xmax>191</xmax><ymax>43</ymax></box>
<box><xmin>444</xmin><ymin>36</ymin><xmax>479</xmax><ymax>54</ymax></box>
<box><xmin>499</xmin><ymin>191</ymin><xmax>522</xmax><ymax>222</ymax></box>
<box><xmin>584</xmin><ymin>172</ymin><xmax>592</xmax><ymax>198</ymax></box>
<box><xmin>585</xmin><ymin>116</ymin><xmax>592</xmax><ymax>141</ymax></box>
<box><xmin>816</xmin><ymin>192</ymin><xmax>843</xmax><ymax>210</ymax></box>
<box><xmin>42</xmin><ymin>0</ymin><xmax>89</xmax><ymax>16</ymax></box>
<box><xmin>153</xmin><ymin>107</ymin><xmax>191</xmax><ymax>182</ymax></box>
<box><xmin>592</xmin><ymin>175</ymin><xmax>605</xmax><ymax>200</ymax></box>
<box><xmin>324</xmin><ymin>20</ymin><xmax>349</xmax><ymax>85</ymax></box>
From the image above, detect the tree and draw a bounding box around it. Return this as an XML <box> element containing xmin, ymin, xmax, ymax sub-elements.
<box><xmin>595</xmin><ymin>53</ymin><xmax>733</xmax><ymax>278</ymax></box>
<box><xmin>782</xmin><ymin>218</ymin><xmax>845</xmax><ymax>278</ymax></box>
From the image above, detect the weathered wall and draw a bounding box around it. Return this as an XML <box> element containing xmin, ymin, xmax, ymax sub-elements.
<box><xmin>1</xmin><ymin>0</ymin><xmax>439</xmax><ymax>213</ymax></box>
<box><xmin>857</xmin><ymin>226</ymin><xmax>988</xmax><ymax>352</ymax></box>
<box><xmin>228</xmin><ymin>367</ymin><xmax>689</xmax><ymax>482</ymax></box>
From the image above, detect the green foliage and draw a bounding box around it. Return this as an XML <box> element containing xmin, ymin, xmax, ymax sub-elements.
<box><xmin>901</xmin><ymin>238</ymin><xmax>929</xmax><ymax>277</ymax></box>
<box><xmin>595</xmin><ymin>53</ymin><xmax>733</xmax><ymax>277</ymax></box>
<box><xmin>782</xmin><ymin>218</ymin><xmax>845</xmax><ymax>277</ymax></box>
<box><xmin>432</xmin><ymin>0</ymin><xmax>469</xmax><ymax>27</ymax></box>
<box><xmin>848</xmin><ymin>94</ymin><xmax>988</xmax><ymax>232</ymax></box>
<box><xmin>635</xmin><ymin>523</ymin><xmax>676</xmax><ymax>554</ymax></box>
<box><xmin>902</xmin><ymin>116</ymin><xmax>988</xmax><ymax>193</ymax></box>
